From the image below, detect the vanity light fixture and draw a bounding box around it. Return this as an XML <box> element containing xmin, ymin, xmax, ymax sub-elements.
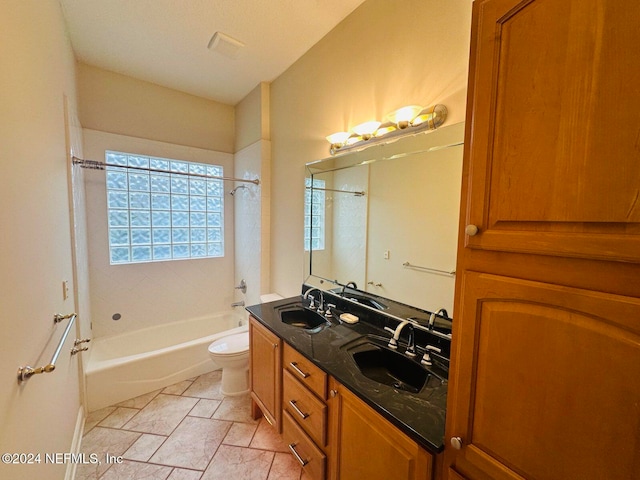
<box><xmin>326</xmin><ymin>104</ymin><xmax>447</xmax><ymax>155</ymax></box>
<box><xmin>352</xmin><ymin>121</ymin><xmax>382</xmax><ymax>141</ymax></box>
<box><xmin>386</xmin><ymin>105</ymin><xmax>423</xmax><ymax>129</ymax></box>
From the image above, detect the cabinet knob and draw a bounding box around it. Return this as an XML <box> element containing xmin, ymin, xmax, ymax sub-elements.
<box><xmin>450</xmin><ymin>436</ymin><xmax>463</xmax><ymax>450</ymax></box>
<box><xmin>329</xmin><ymin>389</ymin><xmax>338</xmax><ymax>398</ymax></box>
<box><xmin>465</xmin><ymin>224</ymin><xmax>479</xmax><ymax>236</ymax></box>
<box><xmin>272</xmin><ymin>343</ymin><xmax>278</xmax><ymax>349</ymax></box>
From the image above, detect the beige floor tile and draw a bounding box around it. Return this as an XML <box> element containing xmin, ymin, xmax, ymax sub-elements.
<box><xmin>122</xmin><ymin>394</ymin><xmax>199</xmax><ymax>435</ymax></box>
<box><xmin>163</xmin><ymin>380</ymin><xmax>194</xmax><ymax>396</ymax></box>
<box><xmin>188</xmin><ymin>398</ymin><xmax>221</xmax><ymax>418</ymax></box>
<box><xmin>149</xmin><ymin>416</ymin><xmax>231</xmax><ymax>470</ymax></box>
<box><xmin>182</xmin><ymin>370</ymin><xmax>224</xmax><ymax>399</ymax></box>
<box><xmin>201</xmin><ymin>445</ymin><xmax>274</xmax><ymax>480</ymax></box>
<box><xmin>123</xmin><ymin>433</ymin><xmax>167</xmax><ymax>461</ymax></box>
<box><xmin>99</xmin><ymin>459</ymin><xmax>173</xmax><ymax>479</ymax></box>
<box><xmin>99</xmin><ymin>407</ymin><xmax>140</xmax><ymax>428</ymax></box>
<box><xmin>84</xmin><ymin>406</ymin><xmax>116</xmax><ymax>433</ymax></box>
<box><xmin>168</xmin><ymin>468</ymin><xmax>203</xmax><ymax>480</ymax></box>
<box><xmin>250</xmin><ymin>419</ymin><xmax>289</xmax><ymax>453</ymax></box>
<box><xmin>116</xmin><ymin>389</ymin><xmax>162</xmax><ymax>408</ymax></box>
<box><xmin>268</xmin><ymin>452</ymin><xmax>303</xmax><ymax>480</ymax></box>
<box><xmin>222</xmin><ymin>422</ymin><xmax>258</xmax><ymax>447</ymax></box>
<box><xmin>77</xmin><ymin>427</ymin><xmax>140</xmax><ymax>479</ymax></box>
<box><xmin>212</xmin><ymin>394</ymin><xmax>258</xmax><ymax>423</ymax></box>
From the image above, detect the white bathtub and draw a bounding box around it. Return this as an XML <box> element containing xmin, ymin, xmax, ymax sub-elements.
<box><xmin>85</xmin><ymin>311</ymin><xmax>246</xmax><ymax>412</ymax></box>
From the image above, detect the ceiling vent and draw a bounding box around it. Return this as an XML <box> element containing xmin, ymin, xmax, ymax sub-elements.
<box><xmin>207</xmin><ymin>32</ymin><xmax>245</xmax><ymax>59</ymax></box>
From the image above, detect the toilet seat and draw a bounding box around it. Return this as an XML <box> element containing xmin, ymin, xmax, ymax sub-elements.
<box><xmin>208</xmin><ymin>332</ymin><xmax>249</xmax><ymax>356</ymax></box>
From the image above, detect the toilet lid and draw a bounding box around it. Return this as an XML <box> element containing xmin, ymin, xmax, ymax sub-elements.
<box><xmin>209</xmin><ymin>332</ymin><xmax>249</xmax><ymax>355</ymax></box>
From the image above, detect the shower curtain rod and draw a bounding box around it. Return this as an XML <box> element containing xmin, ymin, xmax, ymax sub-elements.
<box><xmin>72</xmin><ymin>156</ymin><xmax>260</xmax><ymax>185</ymax></box>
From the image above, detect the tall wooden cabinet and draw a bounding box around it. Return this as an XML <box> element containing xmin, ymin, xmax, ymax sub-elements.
<box><xmin>445</xmin><ymin>1</ymin><xmax>640</xmax><ymax>479</ymax></box>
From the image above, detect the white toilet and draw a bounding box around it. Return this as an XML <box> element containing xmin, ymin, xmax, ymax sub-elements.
<box><xmin>208</xmin><ymin>331</ymin><xmax>250</xmax><ymax>396</ymax></box>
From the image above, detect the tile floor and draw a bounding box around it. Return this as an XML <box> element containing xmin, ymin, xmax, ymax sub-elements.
<box><xmin>77</xmin><ymin>370</ymin><xmax>308</xmax><ymax>479</ymax></box>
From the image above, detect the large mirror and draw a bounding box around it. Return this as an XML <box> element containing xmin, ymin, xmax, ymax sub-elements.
<box><xmin>304</xmin><ymin>122</ymin><xmax>464</xmax><ymax>315</ymax></box>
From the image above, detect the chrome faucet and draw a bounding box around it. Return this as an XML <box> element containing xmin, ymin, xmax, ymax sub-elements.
<box><xmin>386</xmin><ymin>320</ymin><xmax>410</xmax><ymax>349</ymax></box>
<box><xmin>428</xmin><ymin>308</ymin><xmax>449</xmax><ymax>329</ymax></box>
<box><xmin>303</xmin><ymin>287</ymin><xmax>325</xmax><ymax>312</ymax></box>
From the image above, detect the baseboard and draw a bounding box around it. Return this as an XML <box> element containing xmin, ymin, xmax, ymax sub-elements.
<box><xmin>65</xmin><ymin>406</ymin><xmax>85</xmax><ymax>480</ymax></box>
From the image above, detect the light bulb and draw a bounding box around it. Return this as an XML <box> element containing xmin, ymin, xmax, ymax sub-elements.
<box><xmin>352</xmin><ymin>121</ymin><xmax>381</xmax><ymax>140</ymax></box>
<box><xmin>386</xmin><ymin>105</ymin><xmax>423</xmax><ymax>129</ymax></box>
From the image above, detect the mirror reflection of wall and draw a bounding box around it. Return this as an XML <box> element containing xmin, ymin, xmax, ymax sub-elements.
<box><xmin>304</xmin><ymin>122</ymin><xmax>464</xmax><ymax>314</ymax></box>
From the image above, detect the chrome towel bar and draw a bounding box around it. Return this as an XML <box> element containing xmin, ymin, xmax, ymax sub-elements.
<box><xmin>402</xmin><ymin>261</ymin><xmax>455</xmax><ymax>277</ymax></box>
<box><xmin>17</xmin><ymin>313</ymin><xmax>78</xmax><ymax>383</ymax></box>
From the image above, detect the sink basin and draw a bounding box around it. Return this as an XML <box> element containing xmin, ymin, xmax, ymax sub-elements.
<box><xmin>343</xmin><ymin>293</ymin><xmax>388</xmax><ymax>310</ymax></box>
<box><xmin>346</xmin><ymin>336</ymin><xmax>441</xmax><ymax>393</ymax></box>
<box><xmin>279</xmin><ymin>306</ymin><xmax>327</xmax><ymax>332</ymax></box>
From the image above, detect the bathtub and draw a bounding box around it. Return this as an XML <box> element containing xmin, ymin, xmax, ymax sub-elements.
<box><xmin>85</xmin><ymin>311</ymin><xmax>246</xmax><ymax>412</ymax></box>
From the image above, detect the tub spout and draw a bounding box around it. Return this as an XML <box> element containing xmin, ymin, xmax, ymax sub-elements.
<box><xmin>231</xmin><ymin>301</ymin><xmax>245</xmax><ymax>308</ymax></box>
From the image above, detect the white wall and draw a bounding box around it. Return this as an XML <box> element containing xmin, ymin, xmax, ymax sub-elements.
<box><xmin>0</xmin><ymin>2</ymin><xmax>83</xmax><ymax>479</ymax></box>
<box><xmin>270</xmin><ymin>0</ymin><xmax>472</xmax><ymax>297</ymax></box>
<box><xmin>83</xmin><ymin>130</ymin><xmax>235</xmax><ymax>337</ymax></box>
<box><xmin>234</xmin><ymin>140</ymin><xmax>272</xmax><ymax>306</ymax></box>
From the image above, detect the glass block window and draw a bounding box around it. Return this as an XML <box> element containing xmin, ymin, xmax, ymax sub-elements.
<box><xmin>304</xmin><ymin>178</ymin><xmax>325</xmax><ymax>251</ymax></box>
<box><xmin>106</xmin><ymin>151</ymin><xmax>224</xmax><ymax>264</ymax></box>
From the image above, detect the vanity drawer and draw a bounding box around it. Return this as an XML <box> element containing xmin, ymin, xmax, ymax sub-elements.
<box><xmin>283</xmin><ymin>369</ymin><xmax>327</xmax><ymax>447</ymax></box>
<box><xmin>283</xmin><ymin>410</ymin><xmax>326</xmax><ymax>480</ymax></box>
<box><xmin>283</xmin><ymin>343</ymin><xmax>327</xmax><ymax>399</ymax></box>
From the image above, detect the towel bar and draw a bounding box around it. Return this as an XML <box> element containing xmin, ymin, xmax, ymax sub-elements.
<box><xmin>17</xmin><ymin>313</ymin><xmax>77</xmax><ymax>383</ymax></box>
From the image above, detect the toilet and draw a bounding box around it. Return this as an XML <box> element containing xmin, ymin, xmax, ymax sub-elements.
<box><xmin>208</xmin><ymin>293</ymin><xmax>283</xmax><ymax>396</ymax></box>
<box><xmin>208</xmin><ymin>331</ymin><xmax>250</xmax><ymax>396</ymax></box>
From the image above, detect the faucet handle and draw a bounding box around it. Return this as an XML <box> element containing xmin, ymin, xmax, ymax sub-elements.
<box><xmin>421</xmin><ymin>345</ymin><xmax>442</xmax><ymax>366</ymax></box>
<box><xmin>307</xmin><ymin>295</ymin><xmax>316</xmax><ymax>309</ymax></box>
<box><xmin>325</xmin><ymin>304</ymin><xmax>336</xmax><ymax>317</ymax></box>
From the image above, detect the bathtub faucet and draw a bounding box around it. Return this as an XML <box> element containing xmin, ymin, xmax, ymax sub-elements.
<box><xmin>231</xmin><ymin>301</ymin><xmax>245</xmax><ymax>308</ymax></box>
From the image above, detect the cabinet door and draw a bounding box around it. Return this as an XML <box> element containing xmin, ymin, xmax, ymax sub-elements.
<box><xmin>462</xmin><ymin>0</ymin><xmax>640</xmax><ymax>263</ymax></box>
<box><xmin>249</xmin><ymin>317</ymin><xmax>281</xmax><ymax>430</ymax></box>
<box><xmin>446</xmin><ymin>272</ymin><xmax>640</xmax><ymax>480</ymax></box>
<box><xmin>329</xmin><ymin>379</ymin><xmax>433</xmax><ymax>480</ymax></box>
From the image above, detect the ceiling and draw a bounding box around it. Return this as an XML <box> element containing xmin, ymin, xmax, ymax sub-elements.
<box><xmin>59</xmin><ymin>0</ymin><xmax>367</xmax><ymax>105</ymax></box>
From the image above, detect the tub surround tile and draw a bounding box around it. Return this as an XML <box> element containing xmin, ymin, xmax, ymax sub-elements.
<box><xmin>212</xmin><ymin>394</ymin><xmax>258</xmax><ymax>424</ymax></box>
<box><xmin>201</xmin><ymin>445</ymin><xmax>274</xmax><ymax>480</ymax></box>
<box><xmin>189</xmin><ymin>398</ymin><xmax>221</xmax><ymax>418</ymax></box>
<box><xmin>149</xmin><ymin>416</ymin><xmax>231</xmax><ymax>470</ymax></box>
<box><xmin>123</xmin><ymin>394</ymin><xmax>199</xmax><ymax>435</ymax></box>
<box><xmin>99</xmin><ymin>407</ymin><xmax>140</xmax><ymax>429</ymax></box>
<box><xmin>123</xmin><ymin>433</ymin><xmax>167</xmax><ymax>461</ymax></box>
<box><xmin>222</xmin><ymin>422</ymin><xmax>258</xmax><ymax>447</ymax></box>
<box><xmin>250</xmin><ymin>419</ymin><xmax>289</xmax><ymax>453</ymax></box>
<box><xmin>99</xmin><ymin>459</ymin><xmax>173</xmax><ymax>480</ymax></box>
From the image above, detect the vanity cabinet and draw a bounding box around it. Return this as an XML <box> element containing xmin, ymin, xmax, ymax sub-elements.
<box><xmin>249</xmin><ymin>316</ymin><xmax>281</xmax><ymax>431</ymax></box>
<box><xmin>281</xmin><ymin>343</ymin><xmax>328</xmax><ymax>480</ymax></box>
<box><xmin>445</xmin><ymin>1</ymin><xmax>640</xmax><ymax>479</ymax></box>
<box><xmin>328</xmin><ymin>377</ymin><xmax>433</xmax><ymax>480</ymax></box>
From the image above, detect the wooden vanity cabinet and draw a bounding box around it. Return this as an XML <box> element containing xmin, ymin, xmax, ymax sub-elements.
<box><xmin>281</xmin><ymin>343</ymin><xmax>328</xmax><ymax>480</ymax></box>
<box><xmin>445</xmin><ymin>1</ymin><xmax>640</xmax><ymax>479</ymax></box>
<box><xmin>328</xmin><ymin>377</ymin><xmax>434</xmax><ymax>480</ymax></box>
<box><xmin>249</xmin><ymin>316</ymin><xmax>281</xmax><ymax>431</ymax></box>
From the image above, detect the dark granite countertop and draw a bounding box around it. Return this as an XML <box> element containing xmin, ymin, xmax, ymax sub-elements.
<box><xmin>246</xmin><ymin>293</ymin><xmax>448</xmax><ymax>453</ymax></box>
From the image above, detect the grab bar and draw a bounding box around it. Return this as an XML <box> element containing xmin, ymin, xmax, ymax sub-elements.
<box><xmin>402</xmin><ymin>261</ymin><xmax>455</xmax><ymax>277</ymax></box>
<box><xmin>17</xmin><ymin>313</ymin><xmax>77</xmax><ymax>383</ymax></box>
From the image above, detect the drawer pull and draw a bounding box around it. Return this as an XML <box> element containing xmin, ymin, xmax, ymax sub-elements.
<box><xmin>289</xmin><ymin>362</ymin><xmax>310</xmax><ymax>378</ymax></box>
<box><xmin>288</xmin><ymin>443</ymin><xmax>309</xmax><ymax>467</ymax></box>
<box><xmin>289</xmin><ymin>399</ymin><xmax>310</xmax><ymax>419</ymax></box>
